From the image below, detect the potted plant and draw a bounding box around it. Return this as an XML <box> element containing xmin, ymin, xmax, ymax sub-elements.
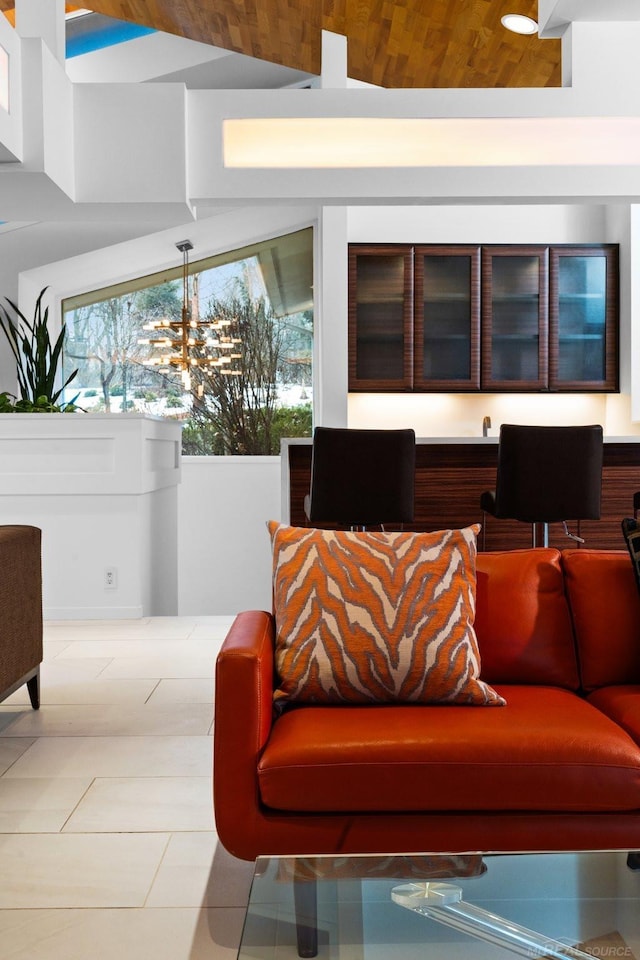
<box><xmin>0</xmin><ymin>287</ymin><xmax>79</xmax><ymax>412</ymax></box>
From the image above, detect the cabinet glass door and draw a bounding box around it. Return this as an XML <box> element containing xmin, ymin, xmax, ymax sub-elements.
<box><xmin>414</xmin><ymin>246</ymin><xmax>480</xmax><ymax>390</ymax></box>
<box><xmin>348</xmin><ymin>246</ymin><xmax>413</xmax><ymax>391</ymax></box>
<box><xmin>549</xmin><ymin>246</ymin><xmax>618</xmax><ymax>391</ymax></box>
<box><xmin>481</xmin><ymin>247</ymin><xmax>548</xmax><ymax>391</ymax></box>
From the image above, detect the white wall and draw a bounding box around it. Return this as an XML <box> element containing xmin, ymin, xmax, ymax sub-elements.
<box><xmin>178</xmin><ymin>456</ymin><xmax>281</xmax><ymax>615</ymax></box>
<box><xmin>347</xmin><ymin>204</ymin><xmax>608</xmax><ymax>244</ymax></box>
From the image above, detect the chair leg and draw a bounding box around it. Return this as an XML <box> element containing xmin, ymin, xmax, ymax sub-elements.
<box><xmin>26</xmin><ymin>669</ymin><xmax>40</xmax><ymax>710</ymax></box>
<box><xmin>531</xmin><ymin>522</ymin><xmax>549</xmax><ymax>548</ymax></box>
<box><xmin>294</xmin><ymin>865</ymin><xmax>318</xmax><ymax>958</ymax></box>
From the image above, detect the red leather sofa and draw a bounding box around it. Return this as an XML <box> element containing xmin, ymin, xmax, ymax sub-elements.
<box><xmin>214</xmin><ymin>548</ymin><xmax>640</xmax><ymax>861</ymax></box>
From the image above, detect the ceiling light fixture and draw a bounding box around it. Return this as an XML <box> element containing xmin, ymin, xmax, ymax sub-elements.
<box><xmin>501</xmin><ymin>14</ymin><xmax>538</xmax><ymax>35</ymax></box>
<box><xmin>139</xmin><ymin>240</ymin><xmax>242</xmax><ymax>394</ymax></box>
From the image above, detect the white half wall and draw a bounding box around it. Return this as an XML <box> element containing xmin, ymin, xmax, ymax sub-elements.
<box><xmin>177</xmin><ymin>456</ymin><xmax>281</xmax><ymax>616</ymax></box>
<box><xmin>0</xmin><ymin>413</ymin><xmax>181</xmax><ymax>619</ymax></box>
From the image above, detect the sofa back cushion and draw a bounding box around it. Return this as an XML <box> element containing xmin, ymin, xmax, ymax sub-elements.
<box><xmin>475</xmin><ymin>548</ymin><xmax>580</xmax><ymax>690</ymax></box>
<box><xmin>562</xmin><ymin>549</ymin><xmax>640</xmax><ymax>692</ymax></box>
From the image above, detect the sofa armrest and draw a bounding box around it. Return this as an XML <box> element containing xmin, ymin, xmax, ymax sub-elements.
<box><xmin>0</xmin><ymin>525</ymin><xmax>42</xmax><ymax>702</ymax></box>
<box><xmin>213</xmin><ymin>610</ymin><xmax>276</xmax><ymax>856</ymax></box>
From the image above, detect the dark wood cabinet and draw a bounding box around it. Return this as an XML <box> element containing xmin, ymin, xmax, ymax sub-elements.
<box><xmin>481</xmin><ymin>246</ymin><xmax>549</xmax><ymax>391</ymax></box>
<box><xmin>414</xmin><ymin>245</ymin><xmax>481</xmax><ymax>390</ymax></box>
<box><xmin>348</xmin><ymin>243</ymin><xmax>619</xmax><ymax>393</ymax></box>
<box><xmin>348</xmin><ymin>245</ymin><xmax>413</xmax><ymax>390</ymax></box>
<box><xmin>549</xmin><ymin>245</ymin><xmax>618</xmax><ymax>391</ymax></box>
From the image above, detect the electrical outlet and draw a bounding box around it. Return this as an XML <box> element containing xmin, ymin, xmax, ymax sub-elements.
<box><xmin>105</xmin><ymin>567</ymin><xmax>117</xmax><ymax>590</ymax></box>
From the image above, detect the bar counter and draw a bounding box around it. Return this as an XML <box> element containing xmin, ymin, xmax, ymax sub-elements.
<box><xmin>283</xmin><ymin>436</ymin><xmax>640</xmax><ymax>552</ymax></box>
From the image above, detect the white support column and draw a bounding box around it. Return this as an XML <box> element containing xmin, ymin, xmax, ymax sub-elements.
<box><xmin>316</xmin><ymin>206</ymin><xmax>349</xmax><ymax>427</ymax></box>
<box><xmin>15</xmin><ymin>0</ymin><xmax>65</xmax><ymax>63</ymax></box>
<box><xmin>320</xmin><ymin>30</ymin><xmax>348</xmax><ymax>89</ymax></box>
<box><xmin>630</xmin><ymin>206</ymin><xmax>640</xmax><ymax>424</ymax></box>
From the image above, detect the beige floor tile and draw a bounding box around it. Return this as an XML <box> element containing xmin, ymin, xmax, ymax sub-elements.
<box><xmin>4</xmin><ymin>734</ymin><xmax>212</xmax><ymax>779</ymax></box>
<box><xmin>0</xmin><ymin>777</ymin><xmax>92</xmax><ymax>832</ymax></box>
<box><xmin>99</xmin><ymin>655</ymin><xmax>216</xmax><ymax>679</ymax></box>
<box><xmin>0</xmin><ymin>709</ymin><xmax>26</xmax><ymax>735</ymax></box>
<box><xmin>42</xmin><ymin>639</ymin><xmax>73</xmax><ymax>658</ymax></box>
<box><xmin>45</xmin><ymin>618</ymin><xmax>205</xmax><ymax>641</ymax></box>
<box><xmin>147</xmin><ymin>678</ymin><xmax>215</xmax><ymax>703</ymax></box>
<box><xmin>2</xmin><ymin>658</ymin><xmax>155</xmax><ymax>705</ymax></box>
<box><xmin>0</xmin><ymin>833</ymin><xmax>170</xmax><ymax>908</ymax></box>
<box><xmin>189</xmin><ymin>618</ymin><xmax>236</xmax><ymax>640</ymax></box>
<box><xmin>0</xmin><ymin>702</ymin><xmax>213</xmax><ymax>737</ymax></box>
<box><xmin>56</xmin><ymin>638</ymin><xmax>219</xmax><ymax>660</ymax></box>
<box><xmin>146</xmin><ymin>832</ymin><xmax>254</xmax><ymax>908</ymax></box>
<box><xmin>6</xmin><ymin>676</ymin><xmax>159</xmax><ymax>706</ymax></box>
<box><xmin>64</xmin><ymin>776</ymin><xmax>214</xmax><ymax>832</ymax></box>
<box><xmin>0</xmin><ymin>738</ymin><xmax>35</xmax><ymax>775</ymax></box>
<box><xmin>0</xmin><ymin>907</ymin><xmax>245</xmax><ymax>960</ymax></box>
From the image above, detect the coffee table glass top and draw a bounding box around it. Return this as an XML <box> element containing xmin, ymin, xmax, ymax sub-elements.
<box><xmin>238</xmin><ymin>851</ymin><xmax>640</xmax><ymax>959</ymax></box>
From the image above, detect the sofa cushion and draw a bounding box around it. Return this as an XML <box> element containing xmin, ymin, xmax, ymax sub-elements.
<box><xmin>588</xmin><ymin>686</ymin><xmax>640</xmax><ymax>746</ymax></box>
<box><xmin>563</xmin><ymin>550</ymin><xmax>640</xmax><ymax>692</ymax></box>
<box><xmin>475</xmin><ymin>548</ymin><xmax>580</xmax><ymax>690</ymax></box>
<box><xmin>268</xmin><ymin>521</ymin><xmax>504</xmax><ymax>707</ymax></box>
<box><xmin>258</xmin><ymin>686</ymin><xmax>640</xmax><ymax>813</ymax></box>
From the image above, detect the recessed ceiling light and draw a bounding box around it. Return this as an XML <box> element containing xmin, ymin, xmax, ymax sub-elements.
<box><xmin>501</xmin><ymin>14</ymin><xmax>538</xmax><ymax>35</ymax></box>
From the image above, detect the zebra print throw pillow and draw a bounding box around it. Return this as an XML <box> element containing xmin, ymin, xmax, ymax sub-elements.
<box><xmin>268</xmin><ymin>522</ymin><xmax>505</xmax><ymax>708</ymax></box>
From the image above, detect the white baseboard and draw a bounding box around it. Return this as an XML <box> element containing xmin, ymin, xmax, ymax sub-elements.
<box><xmin>44</xmin><ymin>605</ymin><xmax>145</xmax><ymax>621</ymax></box>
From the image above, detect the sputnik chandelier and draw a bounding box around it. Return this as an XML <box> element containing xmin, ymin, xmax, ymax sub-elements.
<box><xmin>140</xmin><ymin>240</ymin><xmax>242</xmax><ymax>392</ymax></box>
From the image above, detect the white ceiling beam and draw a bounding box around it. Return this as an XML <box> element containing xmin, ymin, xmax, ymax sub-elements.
<box><xmin>539</xmin><ymin>0</ymin><xmax>640</xmax><ymax>36</ymax></box>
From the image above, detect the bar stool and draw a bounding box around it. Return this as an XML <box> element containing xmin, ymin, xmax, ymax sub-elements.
<box><xmin>304</xmin><ymin>427</ymin><xmax>416</xmax><ymax>530</ymax></box>
<box><xmin>480</xmin><ymin>424</ymin><xmax>603</xmax><ymax>550</ymax></box>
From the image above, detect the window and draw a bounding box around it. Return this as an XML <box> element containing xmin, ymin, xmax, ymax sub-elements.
<box><xmin>62</xmin><ymin>228</ymin><xmax>313</xmax><ymax>454</ymax></box>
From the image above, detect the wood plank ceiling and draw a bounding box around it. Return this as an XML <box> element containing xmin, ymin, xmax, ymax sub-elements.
<box><xmin>0</xmin><ymin>1</ymin><xmax>561</xmax><ymax>88</ymax></box>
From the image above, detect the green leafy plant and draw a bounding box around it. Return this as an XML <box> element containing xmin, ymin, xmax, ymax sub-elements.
<box><xmin>0</xmin><ymin>287</ymin><xmax>79</xmax><ymax>412</ymax></box>
<box><xmin>0</xmin><ymin>391</ymin><xmax>79</xmax><ymax>413</ymax></box>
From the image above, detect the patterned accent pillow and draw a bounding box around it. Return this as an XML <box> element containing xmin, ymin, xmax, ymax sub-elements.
<box><xmin>268</xmin><ymin>521</ymin><xmax>505</xmax><ymax>708</ymax></box>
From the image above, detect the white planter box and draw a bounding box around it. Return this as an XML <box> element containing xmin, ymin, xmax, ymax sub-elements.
<box><xmin>0</xmin><ymin>413</ymin><xmax>182</xmax><ymax>619</ymax></box>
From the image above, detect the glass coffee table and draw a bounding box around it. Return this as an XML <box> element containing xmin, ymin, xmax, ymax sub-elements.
<box><xmin>238</xmin><ymin>851</ymin><xmax>640</xmax><ymax>959</ymax></box>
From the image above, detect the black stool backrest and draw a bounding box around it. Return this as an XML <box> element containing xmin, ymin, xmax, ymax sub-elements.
<box><xmin>494</xmin><ymin>423</ymin><xmax>603</xmax><ymax>523</ymax></box>
<box><xmin>307</xmin><ymin>427</ymin><xmax>416</xmax><ymax>527</ymax></box>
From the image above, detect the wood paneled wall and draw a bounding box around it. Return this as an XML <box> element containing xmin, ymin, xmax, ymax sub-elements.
<box><xmin>287</xmin><ymin>441</ymin><xmax>640</xmax><ymax>552</ymax></box>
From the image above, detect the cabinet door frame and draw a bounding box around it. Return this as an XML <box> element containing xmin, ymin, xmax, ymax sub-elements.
<box><xmin>481</xmin><ymin>245</ymin><xmax>549</xmax><ymax>392</ymax></box>
<box><xmin>413</xmin><ymin>244</ymin><xmax>481</xmax><ymax>391</ymax></box>
<box><xmin>548</xmin><ymin>244</ymin><xmax>619</xmax><ymax>392</ymax></box>
<box><xmin>348</xmin><ymin>244</ymin><xmax>414</xmax><ymax>392</ymax></box>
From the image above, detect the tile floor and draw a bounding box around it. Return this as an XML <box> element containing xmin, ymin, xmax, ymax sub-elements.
<box><xmin>0</xmin><ymin>616</ymin><xmax>256</xmax><ymax>960</ymax></box>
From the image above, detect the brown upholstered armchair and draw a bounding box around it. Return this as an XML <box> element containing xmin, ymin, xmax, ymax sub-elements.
<box><xmin>0</xmin><ymin>525</ymin><xmax>43</xmax><ymax>709</ymax></box>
